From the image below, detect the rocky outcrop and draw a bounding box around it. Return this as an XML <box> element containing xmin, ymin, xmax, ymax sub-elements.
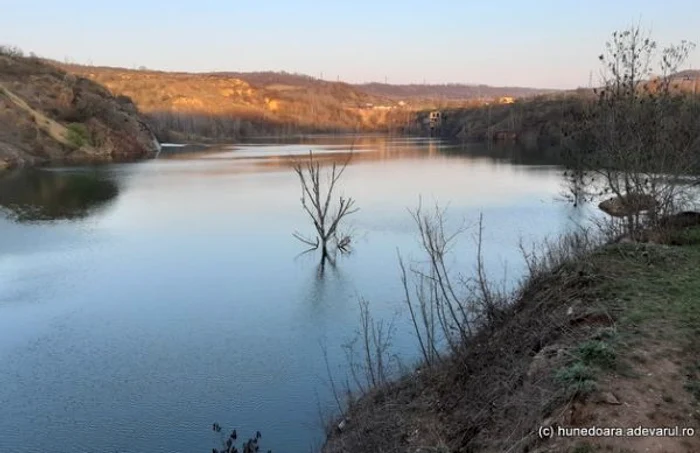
<box><xmin>0</xmin><ymin>53</ymin><xmax>159</xmax><ymax>169</ymax></box>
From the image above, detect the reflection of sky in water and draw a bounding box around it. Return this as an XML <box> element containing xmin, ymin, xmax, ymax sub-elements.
<box><xmin>0</xmin><ymin>137</ymin><xmax>586</xmax><ymax>453</ymax></box>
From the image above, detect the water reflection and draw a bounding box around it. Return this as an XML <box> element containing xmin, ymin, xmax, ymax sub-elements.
<box><xmin>0</xmin><ymin>136</ymin><xmax>575</xmax><ymax>453</ymax></box>
<box><xmin>443</xmin><ymin>141</ymin><xmax>563</xmax><ymax>166</ymax></box>
<box><xmin>0</xmin><ymin>169</ymin><xmax>119</xmax><ymax>222</ymax></box>
<box><xmin>163</xmin><ymin>137</ymin><xmax>563</xmax><ymax>180</ymax></box>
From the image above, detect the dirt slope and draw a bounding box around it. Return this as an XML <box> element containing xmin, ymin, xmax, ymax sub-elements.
<box><xmin>324</xmin><ymin>226</ymin><xmax>700</xmax><ymax>453</ymax></box>
<box><xmin>56</xmin><ymin>64</ymin><xmax>403</xmax><ymax>139</ymax></box>
<box><xmin>0</xmin><ymin>52</ymin><xmax>159</xmax><ymax>169</ymax></box>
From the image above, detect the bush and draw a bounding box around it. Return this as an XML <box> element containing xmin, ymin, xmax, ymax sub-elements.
<box><xmin>65</xmin><ymin>123</ymin><xmax>91</xmax><ymax>148</ymax></box>
<box><xmin>555</xmin><ymin>362</ymin><xmax>597</xmax><ymax>396</ymax></box>
<box><xmin>562</xmin><ymin>27</ymin><xmax>700</xmax><ymax>237</ymax></box>
<box><xmin>577</xmin><ymin>339</ymin><xmax>616</xmax><ymax>369</ymax></box>
<box><xmin>0</xmin><ymin>45</ymin><xmax>24</xmax><ymax>57</ymax></box>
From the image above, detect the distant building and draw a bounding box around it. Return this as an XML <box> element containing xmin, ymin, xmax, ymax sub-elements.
<box><xmin>429</xmin><ymin>111</ymin><xmax>442</xmax><ymax>134</ymax></box>
<box><xmin>498</xmin><ymin>96</ymin><xmax>515</xmax><ymax>104</ymax></box>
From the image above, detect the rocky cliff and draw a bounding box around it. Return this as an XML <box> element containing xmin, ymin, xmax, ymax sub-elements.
<box><xmin>0</xmin><ymin>52</ymin><xmax>159</xmax><ymax>169</ymax></box>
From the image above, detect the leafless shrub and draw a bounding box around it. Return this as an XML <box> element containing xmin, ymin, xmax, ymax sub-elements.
<box><xmin>465</xmin><ymin>213</ymin><xmax>510</xmax><ymax>331</ymax></box>
<box><xmin>292</xmin><ymin>151</ymin><xmax>358</xmax><ymax>266</ymax></box>
<box><xmin>327</xmin><ymin>214</ymin><xmax>605</xmax><ymax>453</ymax></box>
<box><xmin>341</xmin><ymin>298</ymin><xmax>396</xmax><ymax>395</ymax></box>
<box><xmin>398</xmin><ymin>202</ymin><xmax>512</xmax><ymax>369</ymax></box>
<box><xmin>563</xmin><ymin>26</ymin><xmax>700</xmax><ymax>238</ymax></box>
<box><xmin>399</xmin><ymin>253</ymin><xmax>442</xmax><ymax>367</ymax></box>
<box><xmin>401</xmin><ymin>202</ymin><xmax>470</xmax><ymax>361</ymax></box>
<box><xmin>0</xmin><ymin>45</ymin><xmax>24</xmax><ymax>58</ymax></box>
<box><xmin>518</xmin><ymin>225</ymin><xmax>601</xmax><ymax>288</ymax></box>
<box><xmin>314</xmin><ymin>299</ymin><xmax>398</xmax><ymax>440</ymax></box>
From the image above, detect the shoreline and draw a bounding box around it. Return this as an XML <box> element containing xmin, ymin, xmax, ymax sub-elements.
<box><xmin>323</xmin><ymin>223</ymin><xmax>700</xmax><ymax>452</ymax></box>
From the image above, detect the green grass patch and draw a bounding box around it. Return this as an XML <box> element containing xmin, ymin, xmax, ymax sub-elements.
<box><xmin>582</xmin><ymin>232</ymin><xmax>700</xmax><ymax>406</ymax></box>
<box><xmin>554</xmin><ymin>332</ymin><xmax>619</xmax><ymax>398</ymax></box>
<box><xmin>577</xmin><ymin>339</ymin><xmax>617</xmax><ymax>370</ymax></box>
<box><xmin>555</xmin><ymin>361</ymin><xmax>597</xmax><ymax>396</ymax></box>
<box><xmin>594</xmin><ymin>240</ymin><xmax>700</xmax><ymax>337</ymax></box>
<box><xmin>66</xmin><ymin>123</ymin><xmax>91</xmax><ymax>149</ymax></box>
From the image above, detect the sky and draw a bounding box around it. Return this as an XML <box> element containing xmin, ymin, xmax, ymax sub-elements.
<box><xmin>2</xmin><ymin>0</ymin><xmax>699</xmax><ymax>89</ymax></box>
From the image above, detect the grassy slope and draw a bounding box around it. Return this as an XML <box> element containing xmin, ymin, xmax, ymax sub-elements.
<box><xmin>557</xmin><ymin>229</ymin><xmax>700</xmax><ymax>453</ymax></box>
<box><xmin>325</xmin><ymin>227</ymin><xmax>700</xmax><ymax>453</ymax></box>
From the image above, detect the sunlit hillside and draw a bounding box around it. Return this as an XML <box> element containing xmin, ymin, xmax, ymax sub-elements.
<box><xmin>56</xmin><ymin>64</ymin><xmax>413</xmax><ymax>140</ymax></box>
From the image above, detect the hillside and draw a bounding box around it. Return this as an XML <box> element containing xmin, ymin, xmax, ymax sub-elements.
<box><xmin>423</xmin><ymin>73</ymin><xmax>700</xmax><ymax>146</ymax></box>
<box><xmin>56</xmin><ymin>65</ymin><xmax>408</xmax><ymax>141</ymax></box>
<box><xmin>0</xmin><ymin>49</ymin><xmax>159</xmax><ymax>169</ymax></box>
<box><xmin>418</xmin><ymin>92</ymin><xmax>590</xmax><ymax>146</ymax></box>
<box><xmin>325</xmin><ymin>224</ymin><xmax>700</xmax><ymax>453</ymax></box>
<box><xmin>672</xmin><ymin>69</ymin><xmax>700</xmax><ymax>81</ymax></box>
<box><xmin>53</xmin><ymin>65</ymin><xmax>564</xmax><ymax>142</ymax></box>
<box><xmin>355</xmin><ymin>82</ymin><xmax>557</xmax><ymax>101</ymax></box>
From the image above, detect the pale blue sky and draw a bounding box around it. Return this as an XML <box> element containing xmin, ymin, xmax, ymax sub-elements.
<box><xmin>2</xmin><ymin>0</ymin><xmax>699</xmax><ymax>88</ymax></box>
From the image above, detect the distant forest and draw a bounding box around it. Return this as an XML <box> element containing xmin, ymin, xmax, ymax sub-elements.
<box><xmin>354</xmin><ymin>82</ymin><xmax>556</xmax><ymax>100</ymax></box>
<box><xmin>208</xmin><ymin>71</ymin><xmax>556</xmax><ymax>100</ymax></box>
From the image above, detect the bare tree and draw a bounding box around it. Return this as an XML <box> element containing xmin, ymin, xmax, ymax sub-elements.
<box><xmin>292</xmin><ymin>151</ymin><xmax>358</xmax><ymax>263</ymax></box>
<box><xmin>563</xmin><ymin>26</ymin><xmax>700</xmax><ymax>238</ymax></box>
<box><xmin>341</xmin><ymin>298</ymin><xmax>396</xmax><ymax>394</ymax></box>
<box><xmin>398</xmin><ymin>202</ymin><xmax>508</xmax><ymax>368</ymax></box>
<box><xmin>0</xmin><ymin>45</ymin><xmax>24</xmax><ymax>57</ymax></box>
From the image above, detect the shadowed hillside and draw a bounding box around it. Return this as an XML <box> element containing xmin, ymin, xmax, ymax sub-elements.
<box><xmin>419</xmin><ymin>92</ymin><xmax>590</xmax><ymax>146</ymax></box>
<box><xmin>420</xmin><ymin>73</ymin><xmax>700</xmax><ymax>146</ymax></box>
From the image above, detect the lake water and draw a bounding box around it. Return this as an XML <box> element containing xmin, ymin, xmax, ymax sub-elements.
<box><xmin>0</xmin><ymin>136</ymin><xmax>584</xmax><ymax>453</ymax></box>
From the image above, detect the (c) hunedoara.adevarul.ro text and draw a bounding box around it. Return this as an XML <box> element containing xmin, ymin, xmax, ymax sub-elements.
<box><xmin>537</xmin><ymin>425</ymin><xmax>696</xmax><ymax>439</ymax></box>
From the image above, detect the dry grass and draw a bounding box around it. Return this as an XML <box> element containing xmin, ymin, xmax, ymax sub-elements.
<box><xmin>325</xmin><ymin>222</ymin><xmax>700</xmax><ymax>453</ymax></box>
<box><xmin>55</xmin><ymin>64</ymin><xmax>416</xmax><ymax>140</ymax></box>
<box><xmin>0</xmin><ymin>81</ymin><xmax>73</xmax><ymax>146</ymax></box>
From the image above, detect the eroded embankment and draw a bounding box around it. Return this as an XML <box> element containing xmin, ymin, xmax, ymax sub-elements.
<box><xmin>324</xmin><ymin>225</ymin><xmax>700</xmax><ymax>453</ymax></box>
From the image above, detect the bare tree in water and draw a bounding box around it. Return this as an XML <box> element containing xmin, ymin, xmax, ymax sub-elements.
<box><xmin>292</xmin><ymin>151</ymin><xmax>358</xmax><ymax>269</ymax></box>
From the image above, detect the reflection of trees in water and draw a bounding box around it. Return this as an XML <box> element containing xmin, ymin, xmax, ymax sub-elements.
<box><xmin>0</xmin><ymin>169</ymin><xmax>119</xmax><ymax>222</ymax></box>
<box><xmin>443</xmin><ymin>142</ymin><xmax>564</xmax><ymax>167</ymax></box>
<box><xmin>234</xmin><ymin>138</ymin><xmax>563</xmax><ymax>173</ymax></box>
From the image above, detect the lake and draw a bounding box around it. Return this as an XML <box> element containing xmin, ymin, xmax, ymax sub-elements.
<box><xmin>0</xmin><ymin>136</ymin><xmax>584</xmax><ymax>453</ymax></box>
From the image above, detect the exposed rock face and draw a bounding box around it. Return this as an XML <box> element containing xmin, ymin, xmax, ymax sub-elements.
<box><xmin>0</xmin><ymin>53</ymin><xmax>159</xmax><ymax>169</ymax></box>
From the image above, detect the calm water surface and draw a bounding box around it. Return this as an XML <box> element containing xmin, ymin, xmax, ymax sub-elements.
<box><xmin>0</xmin><ymin>137</ymin><xmax>582</xmax><ymax>453</ymax></box>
